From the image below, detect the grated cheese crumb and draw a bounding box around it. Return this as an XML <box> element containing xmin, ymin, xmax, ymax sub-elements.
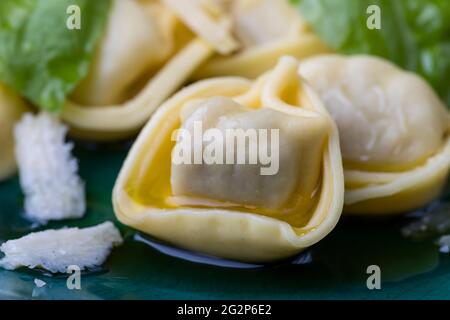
<box><xmin>14</xmin><ymin>112</ymin><xmax>85</xmax><ymax>223</ymax></box>
<box><xmin>0</xmin><ymin>222</ymin><xmax>123</xmax><ymax>273</ymax></box>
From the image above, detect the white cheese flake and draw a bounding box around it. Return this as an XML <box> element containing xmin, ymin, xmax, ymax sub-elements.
<box><xmin>14</xmin><ymin>112</ymin><xmax>86</xmax><ymax>223</ymax></box>
<box><xmin>34</xmin><ymin>279</ymin><xmax>46</xmax><ymax>288</ymax></box>
<box><xmin>0</xmin><ymin>222</ymin><xmax>123</xmax><ymax>273</ymax></box>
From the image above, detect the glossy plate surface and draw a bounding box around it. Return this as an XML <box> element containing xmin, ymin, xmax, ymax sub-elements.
<box><xmin>1</xmin><ymin>142</ymin><xmax>449</xmax><ymax>300</ymax></box>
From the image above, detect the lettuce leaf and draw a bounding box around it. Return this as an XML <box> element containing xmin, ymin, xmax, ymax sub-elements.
<box><xmin>293</xmin><ymin>0</ymin><xmax>450</xmax><ymax>106</ymax></box>
<box><xmin>0</xmin><ymin>0</ymin><xmax>111</xmax><ymax>113</ymax></box>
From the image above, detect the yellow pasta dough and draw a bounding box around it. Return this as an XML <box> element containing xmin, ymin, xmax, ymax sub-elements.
<box><xmin>0</xmin><ymin>83</ymin><xmax>31</xmax><ymax>181</ymax></box>
<box><xmin>62</xmin><ymin>0</ymin><xmax>214</xmax><ymax>141</ymax></box>
<box><xmin>300</xmin><ymin>54</ymin><xmax>450</xmax><ymax>215</ymax></box>
<box><xmin>113</xmin><ymin>56</ymin><xmax>344</xmax><ymax>262</ymax></box>
<box><xmin>186</xmin><ymin>0</ymin><xmax>331</xmax><ymax>79</ymax></box>
<box><xmin>61</xmin><ymin>0</ymin><xmax>330</xmax><ymax>141</ymax></box>
<box><xmin>161</xmin><ymin>0</ymin><xmax>239</xmax><ymax>54</ymax></box>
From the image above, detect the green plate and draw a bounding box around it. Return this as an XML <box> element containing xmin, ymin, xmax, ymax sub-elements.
<box><xmin>1</xmin><ymin>142</ymin><xmax>450</xmax><ymax>300</ymax></box>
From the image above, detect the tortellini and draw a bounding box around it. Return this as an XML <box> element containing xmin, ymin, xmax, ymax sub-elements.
<box><xmin>160</xmin><ymin>0</ymin><xmax>239</xmax><ymax>54</ymax></box>
<box><xmin>72</xmin><ymin>0</ymin><xmax>176</xmax><ymax>106</ymax></box>
<box><xmin>62</xmin><ymin>0</ymin><xmax>214</xmax><ymax>140</ymax></box>
<box><xmin>186</xmin><ymin>0</ymin><xmax>331</xmax><ymax>79</ymax></box>
<box><xmin>60</xmin><ymin>0</ymin><xmax>329</xmax><ymax>141</ymax></box>
<box><xmin>113</xmin><ymin>56</ymin><xmax>344</xmax><ymax>262</ymax></box>
<box><xmin>170</xmin><ymin>97</ymin><xmax>328</xmax><ymax>212</ymax></box>
<box><xmin>300</xmin><ymin>54</ymin><xmax>450</xmax><ymax>215</ymax></box>
<box><xmin>0</xmin><ymin>83</ymin><xmax>31</xmax><ymax>181</ymax></box>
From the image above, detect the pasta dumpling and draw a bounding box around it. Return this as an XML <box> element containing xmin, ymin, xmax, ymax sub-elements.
<box><xmin>231</xmin><ymin>0</ymin><xmax>304</xmax><ymax>47</ymax></box>
<box><xmin>160</xmin><ymin>0</ymin><xmax>239</xmax><ymax>54</ymax></box>
<box><xmin>113</xmin><ymin>56</ymin><xmax>344</xmax><ymax>262</ymax></box>
<box><xmin>170</xmin><ymin>97</ymin><xmax>328</xmax><ymax>212</ymax></box>
<box><xmin>61</xmin><ymin>0</ymin><xmax>329</xmax><ymax>141</ymax></box>
<box><xmin>62</xmin><ymin>0</ymin><xmax>214</xmax><ymax>140</ymax></box>
<box><xmin>164</xmin><ymin>0</ymin><xmax>330</xmax><ymax>79</ymax></box>
<box><xmin>300</xmin><ymin>54</ymin><xmax>450</xmax><ymax>215</ymax></box>
<box><xmin>72</xmin><ymin>0</ymin><xmax>175</xmax><ymax>106</ymax></box>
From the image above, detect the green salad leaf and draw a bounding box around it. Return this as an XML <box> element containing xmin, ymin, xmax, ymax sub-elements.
<box><xmin>293</xmin><ymin>0</ymin><xmax>450</xmax><ymax>106</ymax></box>
<box><xmin>0</xmin><ymin>0</ymin><xmax>111</xmax><ymax>113</ymax></box>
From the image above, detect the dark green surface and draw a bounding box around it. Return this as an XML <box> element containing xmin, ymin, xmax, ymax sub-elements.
<box><xmin>1</xmin><ymin>142</ymin><xmax>449</xmax><ymax>300</ymax></box>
